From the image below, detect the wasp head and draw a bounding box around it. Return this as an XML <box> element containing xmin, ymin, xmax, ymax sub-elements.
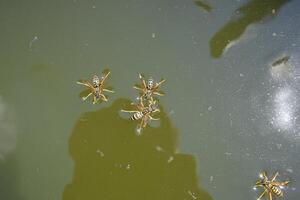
<box><xmin>147</xmin><ymin>78</ymin><xmax>154</xmax><ymax>90</ymax></box>
<box><xmin>92</xmin><ymin>75</ymin><xmax>100</xmax><ymax>87</ymax></box>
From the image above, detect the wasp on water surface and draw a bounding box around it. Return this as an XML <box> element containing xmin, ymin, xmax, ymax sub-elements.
<box><xmin>254</xmin><ymin>171</ymin><xmax>290</xmax><ymax>200</ymax></box>
<box><xmin>133</xmin><ymin>73</ymin><xmax>166</xmax><ymax>101</ymax></box>
<box><xmin>77</xmin><ymin>69</ymin><xmax>114</xmax><ymax>104</ymax></box>
<box><xmin>121</xmin><ymin>98</ymin><xmax>160</xmax><ymax>134</ymax></box>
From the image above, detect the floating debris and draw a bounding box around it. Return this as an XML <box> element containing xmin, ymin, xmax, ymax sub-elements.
<box><xmin>271</xmin><ymin>55</ymin><xmax>290</xmax><ymax>67</ymax></box>
<box><xmin>167</xmin><ymin>156</ymin><xmax>174</xmax><ymax>163</ymax></box>
<box><xmin>187</xmin><ymin>190</ymin><xmax>197</xmax><ymax>200</ymax></box>
<box><xmin>194</xmin><ymin>0</ymin><xmax>212</xmax><ymax>12</ymax></box>
<box><xmin>29</xmin><ymin>36</ymin><xmax>38</xmax><ymax>50</ymax></box>
<box><xmin>96</xmin><ymin>149</ymin><xmax>104</xmax><ymax>157</ymax></box>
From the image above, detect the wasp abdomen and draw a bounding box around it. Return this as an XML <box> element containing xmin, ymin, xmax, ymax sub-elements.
<box><xmin>130</xmin><ymin>112</ymin><xmax>143</xmax><ymax>120</ymax></box>
<box><xmin>271</xmin><ymin>186</ymin><xmax>283</xmax><ymax>196</ymax></box>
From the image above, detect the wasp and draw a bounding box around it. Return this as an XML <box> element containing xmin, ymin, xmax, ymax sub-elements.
<box><xmin>133</xmin><ymin>73</ymin><xmax>165</xmax><ymax>101</ymax></box>
<box><xmin>254</xmin><ymin>171</ymin><xmax>290</xmax><ymax>200</ymax></box>
<box><xmin>77</xmin><ymin>69</ymin><xmax>114</xmax><ymax>104</ymax></box>
<box><xmin>121</xmin><ymin>98</ymin><xmax>160</xmax><ymax>134</ymax></box>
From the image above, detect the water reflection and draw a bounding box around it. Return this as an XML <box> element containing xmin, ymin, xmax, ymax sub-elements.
<box><xmin>0</xmin><ymin>96</ymin><xmax>17</xmax><ymax>160</ymax></box>
<box><xmin>63</xmin><ymin>98</ymin><xmax>212</xmax><ymax>200</ymax></box>
<box><xmin>269</xmin><ymin>54</ymin><xmax>298</xmax><ymax>133</ymax></box>
<box><xmin>0</xmin><ymin>155</ymin><xmax>24</xmax><ymax>200</ymax></box>
<box><xmin>210</xmin><ymin>0</ymin><xmax>290</xmax><ymax>58</ymax></box>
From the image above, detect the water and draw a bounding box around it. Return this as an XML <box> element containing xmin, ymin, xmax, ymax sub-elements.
<box><xmin>0</xmin><ymin>0</ymin><xmax>300</xmax><ymax>199</ymax></box>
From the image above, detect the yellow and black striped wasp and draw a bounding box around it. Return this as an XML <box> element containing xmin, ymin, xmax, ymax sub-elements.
<box><xmin>133</xmin><ymin>73</ymin><xmax>165</xmax><ymax>101</ymax></box>
<box><xmin>254</xmin><ymin>171</ymin><xmax>290</xmax><ymax>200</ymax></box>
<box><xmin>121</xmin><ymin>97</ymin><xmax>160</xmax><ymax>134</ymax></box>
<box><xmin>77</xmin><ymin>69</ymin><xmax>114</xmax><ymax>104</ymax></box>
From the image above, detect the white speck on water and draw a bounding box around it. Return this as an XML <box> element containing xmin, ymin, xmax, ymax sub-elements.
<box><xmin>276</xmin><ymin>143</ymin><xmax>282</xmax><ymax>149</ymax></box>
<box><xmin>208</xmin><ymin>106</ymin><xmax>212</xmax><ymax>111</ymax></box>
<box><xmin>29</xmin><ymin>36</ymin><xmax>38</xmax><ymax>50</ymax></box>
<box><xmin>126</xmin><ymin>164</ymin><xmax>131</xmax><ymax>170</ymax></box>
<box><xmin>92</xmin><ymin>5</ymin><xmax>96</xmax><ymax>8</ymax></box>
<box><xmin>187</xmin><ymin>190</ymin><xmax>197</xmax><ymax>200</ymax></box>
<box><xmin>136</xmin><ymin>126</ymin><xmax>142</xmax><ymax>136</ymax></box>
<box><xmin>152</xmin><ymin>33</ymin><xmax>156</xmax><ymax>38</ymax></box>
<box><xmin>239</xmin><ymin>73</ymin><xmax>244</xmax><ymax>77</ymax></box>
<box><xmin>224</xmin><ymin>152</ymin><xmax>232</xmax><ymax>156</ymax></box>
<box><xmin>209</xmin><ymin>176</ymin><xmax>214</xmax><ymax>182</ymax></box>
<box><xmin>272</xmin><ymin>32</ymin><xmax>277</xmax><ymax>37</ymax></box>
<box><xmin>168</xmin><ymin>109</ymin><xmax>175</xmax><ymax>116</ymax></box>
<box><xmin>272</xmin><ymin>9</ymin><xmax>276</xmax><ymax>14</ymax></box>
<box><xmin>167</xmin><ymin>156</ymin><xmax>174</xmax><ymax>163</ymax></box>
<box><xmin>96</xmin><ymin>149</ymin><xmax>104</xmax><ymax>157</ymax></box>
<box><xmin>286</xmin><ymin>168</ymin><xmax>293</xmax><ymax>173</ymax></box>
<box><xmin>155</xmin><ymin>145</ymin><xmax>164</xmax><ymax>152</ymax></box>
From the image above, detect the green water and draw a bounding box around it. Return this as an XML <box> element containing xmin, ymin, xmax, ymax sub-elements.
<box><xmin>0</xmin><ymin>0</ymin><xmax>299</xmax><ymax>199</ymax></box>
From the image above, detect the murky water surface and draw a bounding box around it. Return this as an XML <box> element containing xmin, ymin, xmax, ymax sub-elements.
<box><xmin>0</xmin><ymin>0</ymin><xmax>300</xmax><ymax>199</ymax></box>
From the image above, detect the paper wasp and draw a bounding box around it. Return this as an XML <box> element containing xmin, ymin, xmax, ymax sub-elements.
<box><xmin>121</xmin><ymin>97</ymin><xmax>160</xmax><ymax>134</ymax></box>
<box><xmin>77</xmin><ymin>69</ymin><xmax>114</xmax><ymax>104</ymax></box>
<box><xmin>254</xmin><ymin>171</ymin><xmax>290</xmax><ymax>200</ymax></box>
<box><xmin>133</xmin><ymin>73</ymin><xmax>165</xmax><ymax>101</ymax></box>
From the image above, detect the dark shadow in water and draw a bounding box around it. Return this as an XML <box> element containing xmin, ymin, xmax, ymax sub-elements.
<box><xmin>194</xmin><ymin>0</ymin><xmax>213</xmax><ymax>12</ymax></box>
<box><xmin>0</xmin><ymin>155</ymin><xmax>25</xmax><ymax>200</ymax></box>
<box><xmin>63</xmin><ymin>98</ymin><xmax>213</xmax><ymax>200</ymax></box>
<box><xmin>210</xmin><ymin>0</ymin><xmax>290</xmax><ymax>58</ymax></box>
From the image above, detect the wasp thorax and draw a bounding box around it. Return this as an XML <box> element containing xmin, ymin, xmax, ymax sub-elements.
<box><xmin>92</xmin><ymin>75</ymin><xmax>100</xmax><ymax>87</ymax></box>
<box><xmin>149</xmin><ymin>103</ymin><xmax>158</xmax><ymax>111</ymax></box>
<box><xmin>147</xmin><ymin>78</ymin><xmax>154</xmax><ymax>89</ymax></box>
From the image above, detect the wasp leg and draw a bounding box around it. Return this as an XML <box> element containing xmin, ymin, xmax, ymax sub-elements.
<box><xmin>100</xmin><ymin>94</ymin><xmax>108</xmax><ymax>102</ymax></box>
<box><xmin>269</xmin><ymin>191</ymin><xmax>273</xmax><ymax>200</ymax></box>
<box><xmin>140</xmin><ymin>117</ymin><xmax>147</xmax><ymax>128</ymax></box>
<box><xmin>139</xmin><ymin>73</ymin><xmax>147</xmax><ymax>89</ymax></box>
<box><xmin>154</xmin><ymin>79</ymin><xmax>166</xmax><ymax>89</ymax></box>
<box><xmin>142</xmin><ymin>116</ymin><xmax>151</xmax><ymax>128</ymax></box>
<box><xmin>77</xmin><ymin>80</ymin><xmax>92</xmax><ymax>87</ymax></box>
<box><xmin>82</xmin><ymin>92</ymin><xmax>93</xmax><ymax>101</ymax></box>
<box><xmin>271</xmin><ymin>172</ymin><xmax>279</xmax><ymax>181</ymax></box>
<box><xmin>120</xmin><ymin>109</ymin><xmax>139</xmax><ymax>113</ymax></box>
<box><xmin>100</xmin><ymin>71</ymin><xmax>111</xmax><ymax>84</ymax></box>
<box><xmin>149</xmin><ymin>116</ymin><xmax>159</xmax><ymax>121</ymax></box>
<box><xmin>133</xmin><ymin>85</ymin><xmax>143</xmax><ymax>91</ymax></box>
<box><xmin>103</xmin><ymin>88</ymin><xmax>115</xmax><ymax>93</ymax></box>
<box><xmin>93</xmin><ymin>96</ymin><xmax>99</xmax><ymax>104</ymax></box>
<box><xmin>153</xmin><ymin>91</ymin><xmax>165</xmax><ymax>96</ymax></box>
<box><xmin>257</xmin><ymin>189</ymin><xmax>267</xmax><ymax>200</ymax></box>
